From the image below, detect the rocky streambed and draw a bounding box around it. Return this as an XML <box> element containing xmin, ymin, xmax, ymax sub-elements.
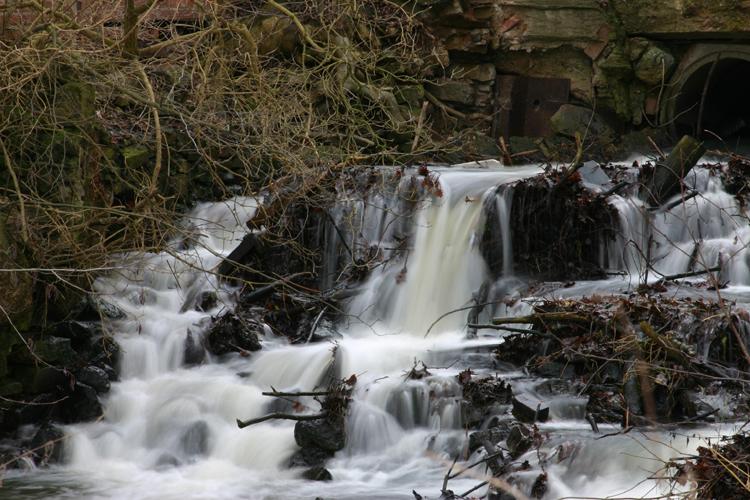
<box><xmin>3</xmin><ymin>153</ymin><xmax>750</xmax><ymax>499</ymax></box>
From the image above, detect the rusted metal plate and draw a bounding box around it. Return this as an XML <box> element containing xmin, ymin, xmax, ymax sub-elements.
<box><xmin>494</xmin><ymin>75</ymin><xmax>570</xmax><ymax>138</ymax></box>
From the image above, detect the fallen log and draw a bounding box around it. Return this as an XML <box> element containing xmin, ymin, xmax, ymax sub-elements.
<box><xmin>217</xmin><ymin>233</ymin><xmax>263</xmax><ymax>278</ymax></box>
<box><xmin>657</xmin><ymin>265</ymin><xmax>721</xmax><ymax>281</ymax></box>
<box><xmin>236</xmin><ymin>412</ymin><xmax>326</xmax><ymax>429</ymax></box>
<box><xmin>262</xmin><ymin>390</ymin><xmax>331</xmax><ymax>397</ymax></box>
<box><xmin>240</xmin><ymin>272</ymin><xmax>307</xmax><ymax>304</ymax></box>
<box><xmin>600</xmin><ymin>180</ymin><xmax>631</xmax><ymax>198</ymax></box>
<box><xmin>468</xmin><ymin>324</ymin><xmax>546</xmax><ymax>335</ymax></box>
<box><xmin>447</xmin><ymin>451</ymin><xmax>504</xmax><ymax>481</ymax></box>
<box><xmin>656</xmin><ymin>190</ymin><xmax>699</xmax><ymax>212</ymax></box>
<box><xmin>642</xmin><ymin>135</ymin><xmax>706</xmax><ymax>206</ymax></box>
<box><xmin>491</xmin><ymin>312</ymin><xmax>589</xmax><ymax>326</ymax></box>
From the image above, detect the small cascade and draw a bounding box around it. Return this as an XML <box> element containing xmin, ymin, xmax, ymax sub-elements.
<box><xmin>606</xmin><ymin>165</ymin><xmax>750</xmax><ymax>286</ymax></box>
<box><xmin>11</xmin><ymin>160</ymin><xmax>749</xmax><ymax>500</ymax></box>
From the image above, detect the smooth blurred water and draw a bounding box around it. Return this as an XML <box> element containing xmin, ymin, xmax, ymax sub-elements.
<box><xmin>7</xmin><ymin>161</ymin><xmax>750</xmax><ymax>499</ymax></box>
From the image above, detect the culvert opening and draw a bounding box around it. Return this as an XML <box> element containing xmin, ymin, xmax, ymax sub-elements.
<box><xmin>672</xmin><ymin>57</ymin><xmax>750</xmax><ymax>142</ymax></box>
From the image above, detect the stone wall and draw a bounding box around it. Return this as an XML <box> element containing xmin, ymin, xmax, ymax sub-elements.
<box><xmin>4</xmin><ymin>0</ymin><xmax>750</xmax><ymax>148</ymax></box>
<box><xmin>0</xmin><ymin>0</ymin><xmax>202</xmax><ymax>38</ymax></box>
<box><xmin>415</xmin><ymin>0</ymin><xmax>750</xmax><ymax>148</ymax></box>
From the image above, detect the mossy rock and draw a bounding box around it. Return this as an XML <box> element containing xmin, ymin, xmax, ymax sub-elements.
<box><xmin>634</xmin><ymin>45</ymin><xmax>675</xmax><ymax>86</ymax></box>
<box><xmin>121</xmin><ymin>146</ymin><xmax>151</xmax><ymax>170</ymax></box>
<box><xmin>54</xmin><ymin>82</ymin><xmax>96</xmax><ymax>125</ymax></box>
<box><xmin>550</xmin><ymin>105</ymin><xmax>615</xmax><ymax>142</ymax></box>
<box><xmin>0</xmin><ymin>380</ymin><xmax>22</xmax><ymax>396</ymax></box>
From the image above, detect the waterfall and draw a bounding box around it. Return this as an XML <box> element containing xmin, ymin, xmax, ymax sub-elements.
<box><xmin>9</xmin><ymin>161</ymin><xmax>746</xmax><ymax>499</ymax></box>
<box><xmin>606</xmin><ymin>165</ymin><xmax>750</xmax><ymax>286</ymax></box>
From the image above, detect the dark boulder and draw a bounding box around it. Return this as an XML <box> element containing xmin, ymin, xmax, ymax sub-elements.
<box><xmin>302</xmin><ymin>466</ymin><xmax>333</xmax><ymax>481</ymax></box>
<box><xmin>468</xmin><ymin>425</ymin><xmax>510</xmax><ymax>453</ymax></box>
<box><xmin>76</xmin><ymin>366</ymin><xmax>111</xmax><ymax>393</ymax></box>
<box><xmin>33</xmin><ymin>337</ymin><xmax>78</xmax><ymax>365</ymax></box>
<box><xmin>85</xmin><ymin>335</ymin><xmax>120</xmax><ymax>369</ymax></box>
<box><xmin>506</xmin><ymin>424</ymin><xmax>533</xmax><ymax>458</ymax></box>
<box><xmin>0</xmin><ymin>450</ymin><xmax>25</xmax><ymax>469</ymax></box>
<box><xmin>54</xmin><ymin>320</ymin><xmax>99</xmax><ymax>345</ymax></box>
<box><xmin>155</xmin><ymin>453</ymin><xmax>181</xmax><ymax>469</ymax></box>
<box><xmin>183</xmin><ymin>330</ymin><xmax>206</xmax><ymax>366</ymax></box>
<box><xmin>205</xmin><ymin>311</ymin><xmax>262</xmax><ymax>355</ymax></box>
<box><xmin>61</xmin><ymin>383</ymin><xmax>102</xmax><ymax>423</ymax></box>
<box><xmin>678</xmin><ymin>391</ymin><xmax>715</xmax><ymax>420</ymax></box>
<box><xmin>33</xmin><ymin>367</ymin><xmax>71</xmax><ymax>394</ymax></box>
<box><xmin>88</xmin><ymin>296</ymin><xmax>126</xmax><ymax>320</ymax></box>
<box><xmin>294</xmin><ymin>419</ymin><xmax>346</xmax><ymax>453</ymax></box>
<box><xmin>13</xmin><ymin>393</ymin><xmax>61</xmax><ymax>429</ymax></box>
<box><xmin>512</xmin><ymin>395</ymin><xmax>550</xmax><ymax>423</ymax></box>
<box><xmin>196</xmin><ymin>291</ymin><xmax>218</xmax><ymax>312</ymax></box>
<box><xmin>29</xmin><ymin>424</ymin><xmax>66</xmax><ymax>465</ymax></box>
<box><xmin>180</xmin><ymin>420</ymin><xmax>210</xmax><ymax>457</ymax></box>
<box><xmin>459</xmin><ymin>372</ymin><xmax>513</xmax><ymax>428</ymax></box>
<box><xmin>289</xmin><ymin>446</ymin><xmax>333</xmax><ymax>467</ymax></box>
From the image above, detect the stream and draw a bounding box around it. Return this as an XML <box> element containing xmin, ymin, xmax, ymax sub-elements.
<box><xmin>4</xmin><ymin>159</ymin><xmax>749</xmax><ymax>499</ymax></box>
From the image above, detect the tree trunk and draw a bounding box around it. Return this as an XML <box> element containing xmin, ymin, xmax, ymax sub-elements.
<box><xmin>123</xmin><ymin>0</ymin><xmax>140</xmax><ymax>57</ymax></box>
<box><xmin>643</xmin><ymin>135</ymin><xmax>706</xmax><ymax>206</ymax></box>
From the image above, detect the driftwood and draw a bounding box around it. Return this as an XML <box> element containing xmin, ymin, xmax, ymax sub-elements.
<box><xmin>491</xmin><ymin>312</ymin><xmax>589</xmax><ymax>326</ymax></box>
<box><xmin>657</xmin><ymin>190</ymin><xmax>699</xmax><ymax>212</ymax></box>
<box><xmin>642</xmin><ymin>135</ymin><xmax>706</xmax><ymax>206</ymax></box>
<box><xmin>240</xmin><ymin>272</ymin><xmax>307</xmax><ymax>304</ymax></box>
<box><xmin>600</xmin><ymin>180</ymin><xmax>631</xmax><ymax>198</ymax></box>
<box><xmin>468</xmin><ymin>323</ymin><xmax>545</xmax><ymax>335</ymax></box>
<box><xmin>217</xmin><ymin>233</ymin><xmax>263</xmax><ymax>278</ymax></box>
<box><xmin>262</xmin><ymin>389</ymin><xmax>331</xmax><ymax>397</ymax></box>
<box><xmin>657</xmin><ymin>265</ymin><xmax>721</xmax><ymax>281</ymax></box>
<box><xmin>306</xmin><ymin>306</ymin><xmax>328</xmax><ymax>343</ymax></box>
<box><xmin>236</xmin><ymin>412</ymin><xmax>326</xmax><ymax>429</ymax></box>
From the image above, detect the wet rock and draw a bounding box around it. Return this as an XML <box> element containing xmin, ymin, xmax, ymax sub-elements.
<box><xmin>512</xmin><ymin>395</ymin><xmax>550</xmax><ymax>423</ymax></box>
<box><xmin>155</xmin><ymin>453</ymin><xmax>181</xmax><ymax>469</ymax></box>
<box><xmin>294</xmin><ymin>419</ymin><xmax>346</xmax><ymax>452</ymax></box>
<box><xmin>54</xmin><ymin>320</ymin><xmax>99</xmax><ymax>344</ymax></box>
<box><xmin>302</xmin><ymin>466</ymin><xmax>333</xmax><ymax>481</ymax></box>
<box><xmin>34</xmin><ymin>336</ymin><xmax>78</xmax><ymax>365</ymax></box>
<box><xmin>459</xmin><ymin>373</ymin><xmax>513</xmax><ymax>428</ymax></box>
<box><xmin>61</xmin><ymin>383</ymin><xmax>102</xmax><ymax>423</ymax></box>
<box><xmin>88</xmin><ymin>296</ymin><xmax>126</xmax><ymax>320</ymax></box>
<box><xmin>289</xmin><ymin>446</ymin><xmax>332</xmax><ymax>467</ymax></box>
<box><xmin>506</xmin><ymin>424</ymin><xmax>533</xmax><ymax>458</ymax></box>
<box><xmin>678</xmin><ymin>391</ymin><xmax>715</xmax><ymax>420</ymax></box>
<box><xmin>468</xmin><ymin>426</ymin><xmax>510</xmax><ymax>453</ymax></box>
<box><xmin>550</xmin><ymin>104</ymin><xmax>614</xmax><ymax>141</ymax></box>
<box><xmin>85</xmin><ymin>335</ymin><xmax>120</xmax><ymax>370</ymax></box>
<box><xmin>531</xmin><ymin>472</ymin><xmax>548</xmax><ymax>498</ymax></box>
<box><xmin>183</xmin><ymin>330</ymin><xmax>206</xmax><ymax>366</ymax></box>
<box><xmin>205</xmin><ymin>311</ymin><xmax>262</xmax><ymax>355</ymax></box>
<box><xmin>33</xmin><ymin>367</ymin><xmax>70</xmax><ymax>393</ymax></box>
<box><xmin>426</xmin><ymin>80</ymin><xmax>474</xmax><ymax>106</ymax></box>
<box><xmin>98</xmin><ymin>363</ymin><xmax>118</xmax><ymax>382</ymax></box>
<box><xmin>585</xmin><ymin>387</ymin><xmax>622</xmax><ymax>424</ymax></box>
<box><xmin>577</xmin><ymin>161</ymin><xmax>613</xmax><ymax>191</ymax></box>
<box><xmin>76</xmin><ymin>366</ymin><xmax>111</xmax><ymax>393</ymax></box>
<box><xmin>0</xmin><ymin>449</ymin><xmax>26</xmax><ymax>469</ymax></box>
<box><xmin>29</xmin><ymin>424</ymin><xmax>65</xmax><ymax>465</ymax></box>
<box><xmin>13</xmin><ymin>393</ymin><xmax>60</xmax><ymax>428</ymax></box>
<box><xmin>196</xmin><ymin>291</ymin><xmax>218</xmax><ymax>312</ymax></box>
<box><xmin>534</xmin><ymin>361</ymin><xmax>576</xmax><ymax>379</ymax></box>
<box><xmin>180</xmin><ymin>420</ymin><xmax>210</xmax><ymax>457</ymax></box>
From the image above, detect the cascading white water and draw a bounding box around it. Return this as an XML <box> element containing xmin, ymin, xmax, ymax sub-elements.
<box><xmin>606</xmin><ymin>164</ymin><xmax>750</xmax><ymax>287</ymax></box>
<box><xmin>10</xmin><ymin>160</ymin><xmax>749</xmax><ymax>499</ymax></box>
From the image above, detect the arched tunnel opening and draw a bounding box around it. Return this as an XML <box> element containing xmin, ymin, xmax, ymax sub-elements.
<box><xmin>671</xmin><ymin>57</ymin><xmax>750</xmax><ymax>144</ymax></box>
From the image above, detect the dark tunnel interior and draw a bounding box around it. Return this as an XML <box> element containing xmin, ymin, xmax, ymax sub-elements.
<box><xmin>673</xmin><ymin>57</ymin><xmax>750</xmax><ymax>145</ymax></box>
